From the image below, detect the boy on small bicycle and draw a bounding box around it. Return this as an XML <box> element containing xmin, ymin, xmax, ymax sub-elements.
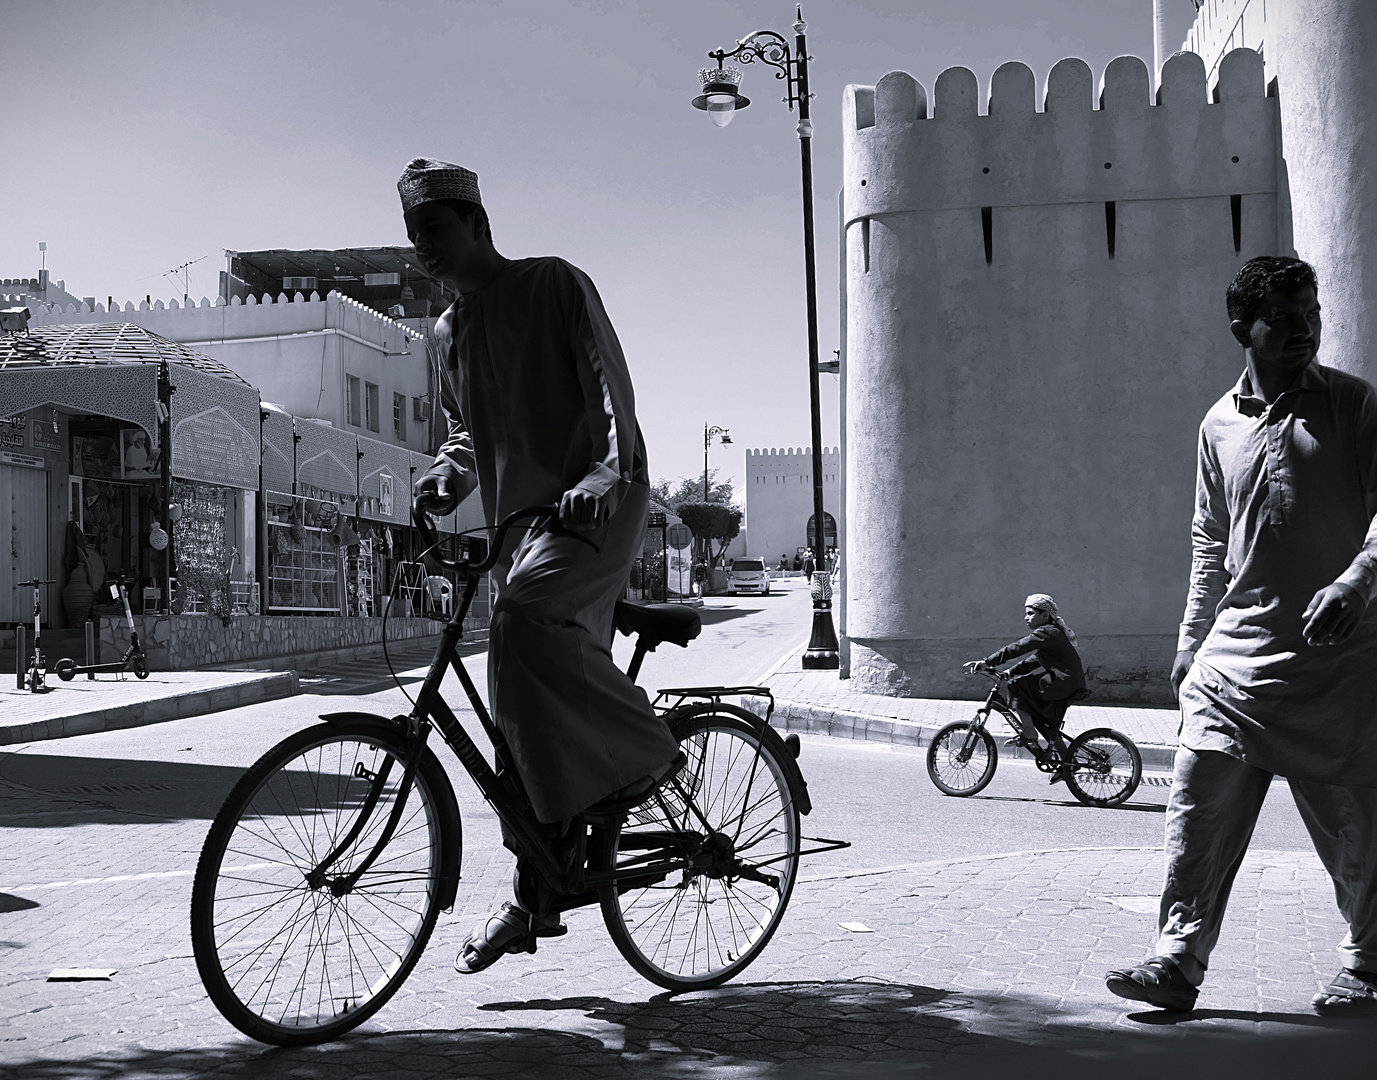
<box><xmin>964</xmin><ymin>593</ymin><xmax>1086</xmax><ymax>762</ymax></box>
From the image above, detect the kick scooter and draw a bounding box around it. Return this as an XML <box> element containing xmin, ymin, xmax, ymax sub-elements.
<box><xmin>15</xmin><ymin>578</ymin><xmax>57</xmax><ymax>693</ymax></box>
<box><xmin>55</xmin><ymin>576</ymin><xmax>150</xmax><ymax>681</ymax></box>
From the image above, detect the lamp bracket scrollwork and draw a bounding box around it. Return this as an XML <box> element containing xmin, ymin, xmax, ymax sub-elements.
<box><xmin>708</xmin><ymin>29</ymin><xmax>799</xmax><ymax>110</ymax></box>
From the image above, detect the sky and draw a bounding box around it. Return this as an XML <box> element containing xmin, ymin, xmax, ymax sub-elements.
<box><xmin>2</xmin><ymin>0</ymin><xmax>1201</xmax><ymax>490</ymax></box>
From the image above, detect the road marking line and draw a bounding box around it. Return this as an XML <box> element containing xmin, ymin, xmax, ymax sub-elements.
<box><xmin>0</xmin><ymin>862</ymin><xmax>279</xmax><ymax>893</ymax></box>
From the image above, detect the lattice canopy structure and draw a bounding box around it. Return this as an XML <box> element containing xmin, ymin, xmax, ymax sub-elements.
<box><xmin>0</xmin><ymin>322</ymin><xmax>249</xmax><ymax>381</ymax></box>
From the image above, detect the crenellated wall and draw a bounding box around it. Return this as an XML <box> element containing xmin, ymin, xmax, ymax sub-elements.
<box><xmin>744</xmin><ymin>447</ymin><xmax>841</xmax><ymax>563</ymax></box>
<box><xmin>842</xmin><ymin>49</ymin><xmax>1278</xmax><ymax>702</ymax></box>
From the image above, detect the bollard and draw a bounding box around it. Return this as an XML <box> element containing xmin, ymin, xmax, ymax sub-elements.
<box><xmin>85</xmin><ymin>620</ymin><xmax>96</xmax><ymax>679</ymax></box>
<box><xmin>15</xmin><ymin>625</ymin><xmax>26</xmax><ymax>689</ymax></box>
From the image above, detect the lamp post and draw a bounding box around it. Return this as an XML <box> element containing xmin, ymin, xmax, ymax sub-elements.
<box><xmin>692</xmin><ymin>5</ymin><xmax>839</xmax><ymax>669</ymax></box>
<box><xmin>703</xmin><ymin>423</ymin><xmax>732</xmax><ymax>502</ymax></box>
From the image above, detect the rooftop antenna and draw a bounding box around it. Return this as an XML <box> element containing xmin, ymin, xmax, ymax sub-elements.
<box><xmin>164</xmin><ymin>254</ymin><xmax>209</xmax><ymax>305</ymax></box>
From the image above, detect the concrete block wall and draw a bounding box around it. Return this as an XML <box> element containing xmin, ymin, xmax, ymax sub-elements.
<box><xmin>744</xmin><ymin>447</ymin><xmax>841</xmax><ymax>563</ymax></box>
<box><xmin>99</xmin><ymin>613</ymin><xmax>449</xmax><ymax>670</ymax></box>
<box><xmin>842</xmin><ymin>49</ymin><xmax>1278</xmax><ymax>702</ymax></box>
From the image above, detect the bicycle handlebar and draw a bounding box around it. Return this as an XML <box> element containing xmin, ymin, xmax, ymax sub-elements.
<box><xmin>411</xmin><ymin>500</ymin><xmax>564</xmax><ymax>576</ymax></box>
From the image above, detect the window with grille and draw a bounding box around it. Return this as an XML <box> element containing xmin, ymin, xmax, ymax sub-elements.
<box><xmin>346</xmin><ymin>375</ymin><xmax>361</xmax><ymax>427</ymax></box>
<box><xmin>365</xmin><ymin>382</ymin><xmax>380</xmax><ymax>432</ymax></box>
<box><xmin>393</xmin><ymin>392</ymin><xmax>406</xmax><ymax>441</ymax></box>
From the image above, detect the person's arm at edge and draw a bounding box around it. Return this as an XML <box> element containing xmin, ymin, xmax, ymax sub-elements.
<box><xmin>1306</xmin><ymin>381</ymin><xmax>1377</xmax><ymax>644</ymax></box>
<box><xmin>1174</xmin><ymin>424</ymin><xmax>1230</xmax><ymax>695</ymax></box>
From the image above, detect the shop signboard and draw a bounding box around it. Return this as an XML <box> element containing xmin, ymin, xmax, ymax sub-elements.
<box><xmin>31</xmin><ymin>419</ymin><xmax>61</xmax><ymax>451</ymax></box>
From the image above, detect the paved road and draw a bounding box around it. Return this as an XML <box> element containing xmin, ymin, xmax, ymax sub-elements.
<box><xmin>0</xmin><ymin>580</ymin><xmax>1360</xmax><ymax>1078</ymax></box>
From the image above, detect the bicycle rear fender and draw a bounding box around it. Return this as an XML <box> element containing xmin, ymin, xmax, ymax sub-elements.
<box><xmin>319</xmin><ymin>711</ymin><xmax>464</xmax><ymax>911</ymax></box>
<box><xmin>668</xmin><ymin>701</ymin><xmax>813</xmax><ymax>816</ymax></box>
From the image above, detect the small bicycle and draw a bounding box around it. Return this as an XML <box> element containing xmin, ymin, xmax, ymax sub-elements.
<box><xmin>926</xmin><ymin>663</ymin><xmax>1142</xmax><ymax>807</ymax></box>
<box><xmin>190</xmin><ymin>502</ymin><xmax>845</xmax><ymax>1046</ymax></box>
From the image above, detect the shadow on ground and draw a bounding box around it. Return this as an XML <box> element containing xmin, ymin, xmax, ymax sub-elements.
<box><xmin>4</xmin><ymin>980</ymin><xmax>1374</xmax><ymax>1080</ymax></box>
<box><xmin>696</xmin><ymin>606</ymin><xmax>765</xmax><ymax>626</ymax></box>
<box><xmin>0</xmin><ymin>749</ymin><xmax>365</xmax><ymax>827</ymax></box>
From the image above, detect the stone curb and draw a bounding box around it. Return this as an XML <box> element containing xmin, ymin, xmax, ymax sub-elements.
<box><xmin>0</xmin><ymin>671</ymin><xmax>299</xmax><ymax>746</ymax></box>
<box><xmin>762</xmin><ymin>697</ymin><xmax>1179</xmax><ymax>772</ymax></box>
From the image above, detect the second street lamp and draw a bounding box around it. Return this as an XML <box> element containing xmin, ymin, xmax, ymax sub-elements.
<box><xmin>704</xmin><ymin>423</ymin><xmax>731</xmax><ymax>502</ymax></box>
<box><xmin>692</xmin><ymin>6</ymin><xmax>839</xmax><ymax>670</ymax></box>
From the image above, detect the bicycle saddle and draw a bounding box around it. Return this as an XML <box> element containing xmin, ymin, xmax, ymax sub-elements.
<box><xmin>614</xmin><ymin>602</ymin><xmax>702</xmax><ymax>648</ymax></box>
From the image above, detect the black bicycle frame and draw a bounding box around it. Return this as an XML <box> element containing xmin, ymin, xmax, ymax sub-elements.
<box><xmin>315</xmin><ymin>509</ymin><xmax>711</xmax><ymax>898</ymax></box>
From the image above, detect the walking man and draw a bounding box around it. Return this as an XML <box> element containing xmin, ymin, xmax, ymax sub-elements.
<box><xmin>1106</xmin><ymin>256</ymin><xmax>1377</xmax><ymax>1014</ymax></box>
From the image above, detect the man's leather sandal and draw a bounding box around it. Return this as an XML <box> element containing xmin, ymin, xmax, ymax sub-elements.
<box><xmin>1312</xmin><ymin>968</ymin><xmax>1377</xmax><ymax>1015</ymax></box>
<box><xmin>1105</xmin><ymin>955</ymin><xmax>1200</xmax><ymax>1011</ymax></box>
<box><xmin>454</xmin><ymin>902</ymin><xmax>563</xmax><ymax>975</ymax></box>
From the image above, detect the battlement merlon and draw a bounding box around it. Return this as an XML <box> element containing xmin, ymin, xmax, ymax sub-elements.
<box><xmin>843</xmin><ymin>48</ymin><xmax>1274</xmax><ymax>226</ymax></box>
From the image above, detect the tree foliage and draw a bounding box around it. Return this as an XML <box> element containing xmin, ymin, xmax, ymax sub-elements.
<box><xmin>676</xmin><ymin>501</ymin><xmax>743</xmax><ymax>567</ymax></box>
<box><xmin>651</xmin><ymin>468</ymin><xmax>734</xmax><ymax>512</ymax></box>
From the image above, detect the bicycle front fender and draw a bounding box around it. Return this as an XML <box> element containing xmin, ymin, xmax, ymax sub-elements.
<box><xmin>318</xmin><ymin>711</ymin><xmax>464</xmax><ymax>912</ymax></box>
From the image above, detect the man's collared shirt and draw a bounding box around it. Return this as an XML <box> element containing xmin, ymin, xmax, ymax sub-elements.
<box><xmin>1178</xmin><ymin>361</ymin><xmax>1377</xmax><ymax>787</ymax></box>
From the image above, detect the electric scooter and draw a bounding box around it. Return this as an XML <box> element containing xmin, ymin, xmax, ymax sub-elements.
<box><xmin>54</xmin><ymin>577</ymin><xmax>150</xmax><ymax>681</ymax></box>
<box><xmin>15</xmin><ymin>578</ymin><xmax>57</xmax><ymax>693</ymax></box>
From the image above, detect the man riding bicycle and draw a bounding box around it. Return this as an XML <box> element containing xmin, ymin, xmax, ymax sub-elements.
<box><xmin>400</xmin><ymin>159</ymin><xmax>681</xmax><ymax>974</ymax></box>
<box><xmin>964</xmin><ymin>594</ymin><xmax>1086</xmax><ymax>773</ymax></box>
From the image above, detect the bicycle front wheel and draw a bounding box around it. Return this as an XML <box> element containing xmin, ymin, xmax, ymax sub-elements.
<box><xmin>190</xmin><ymin>722</ymin><xmax>451</xmax><ymax>1045</ymax></box>
<box><xmin>926</xmin><ymin>718</ymin><xmax>998</xmax><ymax>796</ymax></box>
<box><xmin>595</xmin><ymin>706</ymin><xmax>802</xmax><ymax>991</ymax></box>
<box><xmin>1064</xmin><ymin>727</ymin><xmax>1142</xmax><ymax>807</ymax></box>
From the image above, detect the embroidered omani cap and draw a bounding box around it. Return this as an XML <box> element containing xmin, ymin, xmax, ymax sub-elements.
<box><xmin>397</xmin><ymin>158</ymin><xmax>482</xmax><ymax>213</ymax></box>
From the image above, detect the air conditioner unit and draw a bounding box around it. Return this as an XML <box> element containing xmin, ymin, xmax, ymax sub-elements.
<box><xmin>283</xmin><ymin>276</ymin><xmax>317</xmax><ymax>290</ymax></box>
<box><xmin>364</xmin><ymin>272</ymin><xmax>400</xmax><ymax>287</ymax></box>
<box><xmin>412</xmin><ymin>397</ymin><xmax>432</xmax><ymax>422</ymax></box>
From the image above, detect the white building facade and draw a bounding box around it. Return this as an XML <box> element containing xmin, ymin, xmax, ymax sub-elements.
<box><xmin>743</xmin><ymin>446</ymin><xmax>840</xmax><ymax>566</ymax></box>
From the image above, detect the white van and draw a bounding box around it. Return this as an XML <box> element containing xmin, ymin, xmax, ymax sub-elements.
<box><xmin>726</xmin><ymin>558</ymin><xmax>770</xmax><ymax>596</ymax></box>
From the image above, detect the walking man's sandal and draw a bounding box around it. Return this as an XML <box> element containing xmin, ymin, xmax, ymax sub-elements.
<box><xmin>1105</xmin><ymin>954</ymin><xmax>1200</xmax><ymax>1012</ymax></box>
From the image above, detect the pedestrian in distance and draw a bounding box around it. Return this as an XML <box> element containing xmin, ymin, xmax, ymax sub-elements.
<box><xmin>402</xmin><ymin>158</ymin><xmax>681</xmax><ymax>975</ymax></box>
<box><xmin>1106</xmin><ymin>255</ymin><xmax>1377</xmax><ymax>1015</ymax></box>
<box><xmin>802</xmin><ymin>550</ymin><xmax>815</xmax><ymax>582</ymax></box>
<box><xmin>963</xmin><ymin>594</ymin><xmax>1086</xmax><ymax>775</ymax></box>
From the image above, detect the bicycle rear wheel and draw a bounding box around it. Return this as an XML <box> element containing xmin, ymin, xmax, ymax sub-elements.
<box><xmin>190</xmin><ymin>721</ymin><xmax>452</xmax><ymax>1045</ymax></box>
<box><xmin>1064</xmin><ymin>727</ymin><xmax>1142</xmax><ymax>807</ymax></box>
<box><xmin>595</xmin><ymin>706</ymin><xmax>801</xmax><ymax>991</ymax></box>
<box><xmin>926</xmin><ymin>718</ymin><xmax>998</xmax><ymax>796</ymax></box>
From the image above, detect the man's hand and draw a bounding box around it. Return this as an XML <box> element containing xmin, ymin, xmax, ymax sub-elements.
<box><xmin>1303</xmin><ymin>582</ymin><xmax>1367</xmax><ymax>647</ymax></box>
<box><xmin>1170</xmin><ymin>650</ymin><xmax>1196</xmax><ymax>700</ymax></box>
<box><xmin>559</xmin><ymin>488</ymin><xmax>608</xmax><ymax>532</ymax></box>
<box><xmin>412</xmin><ymin>461</ymin><xmax>463</xmax><ymax>516</ymax></box>
<box><xmin>963</xmin><ymin>659</ymin><xmax>987</xmax><ymax>674</ymax></box>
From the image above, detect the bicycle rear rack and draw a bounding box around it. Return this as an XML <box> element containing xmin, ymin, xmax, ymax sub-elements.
<box><xmin>652</xmin><ymin>685</ymin><xmax>774</xmax><ymax>719</ymax></box>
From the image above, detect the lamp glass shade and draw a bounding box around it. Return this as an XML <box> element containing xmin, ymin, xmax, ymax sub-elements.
<box><xmin>705</xmin><ymin>93</ymin><xmax>737</xmax><ymax>127</ymax></box>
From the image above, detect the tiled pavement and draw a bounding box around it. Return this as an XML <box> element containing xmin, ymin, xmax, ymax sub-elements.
<box><xmin>0</xmin><ymin>769</ymin><xmax>1363</xmax><ymax>1080</ymax></box>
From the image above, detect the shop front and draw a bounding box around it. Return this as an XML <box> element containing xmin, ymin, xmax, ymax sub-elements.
<box><xmin>0</xmin><ymin>325</ymin><xmax>248</xmax><ymax>632</ymax></box>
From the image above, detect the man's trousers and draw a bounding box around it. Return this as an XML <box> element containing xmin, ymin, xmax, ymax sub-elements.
<box><xmin>1156</xmin><ymin>746</ymin><xmax>1377</xmax><ymax>974</ymax></box>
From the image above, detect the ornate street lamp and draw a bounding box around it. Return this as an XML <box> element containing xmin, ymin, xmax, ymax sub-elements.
<box><xmin>692</xmin><ymin>6</ymin><xmax>839</xmax><ymax>669</ymax></box>
<box><xmin>703</xmin><ymin>423</ymin><xmax>732</xmax><ymax>501</ymax></box>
